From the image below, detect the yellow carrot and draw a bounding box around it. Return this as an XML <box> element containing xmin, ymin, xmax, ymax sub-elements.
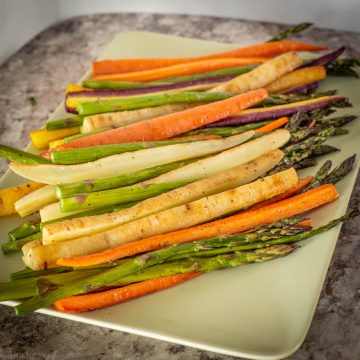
<box><xmin>30</xmin><ymin>127</ymin><xmax>80</xmax><ymax>150</ymax></box>
<box><xmin>265</xmin><ymin>66</ymin><xmax>326</xmax><ymax>93</ymax></box>
<box><xmin>0</xmin><ymin>182</ymin><xmax>44</xmax><ymax>217</ymax></box>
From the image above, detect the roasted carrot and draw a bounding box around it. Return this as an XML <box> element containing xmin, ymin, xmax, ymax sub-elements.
<box><xmin>265</xmin><ymin>66</ymin><xmax>326</xmax><ymax>93</ymax></box>
<box><xmin>53</xmin><ymin>272</ymin><xmax>200</xmax><ymax>313</ymax></box>
<box><xmin>92</xmin><ymin>41</ymin><xmax>327</xmax><ymax>75</ymax></box>
<box><xmin>57</xmin><ymin>183</ymin><xmax>338</xmax><ymax>267</ymax></box>
<box><xmin>254</xmin><ymin>117</ymin><xmax>289</xmax><ymax>133</ymax></box>
<box><xmin>92</xmin><ymin>58</ymin><xmax>268</xmax><ymax>76</ymax></box>
<box><xmin>246</xmin><ymin>176</ymin><xmax>314</xmax><ymax>210</ymax></box>
<box><xmin>60</xmin><ymin>89</ymin><xmax>268</xmax><ymax>149</ymax></box>
<box><xmin>92</xmin><ymin>58</ymin><xmax>267</xmax><ymax>82</ymax></box>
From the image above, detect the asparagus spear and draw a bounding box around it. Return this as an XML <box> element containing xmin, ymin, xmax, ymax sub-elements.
<box><xmin>2</xmin><ymin>232</ymin><xmax>42</xmax><ymax>255</ymax></box>
<box><xmin>322</xmin><ymin>155</ymin><xmax>356</xmax><ymax>185</ymax></box>
<box><xmin>311</xmin><ymin>144</ymin><xmax>339</xmax><ymax>156</ymax></box>
<box><xmin>9</xmin><ymin>221</ymin><xmax>40</xmax><ymax>241</ymax></box>
<box><xmin>83</xmin><ymin>66</ymin><xmax>256</xmax><ymax>89</ymax></box>
<box><xmin>63</xmin><ymin>127</ymin><xmax>113</xmax><ymax>143</ymax></box>
<box><xmin>327</xmin><ymin>58</ymin><xmax>360</xmax><ymax>78</ymax></box>
<box><xmin>51</xmin><ymin>140</ymin><xmax>193</xmax><ymax>165</ymax></box>
<box><xmin>181</xmin><ymin>122</ymin><xmax>269</xmax><ymax>137</ymax></box>
<box><xmin>0</xmin><ymin>145</ymin><xmax>51</xmax><ymax>165</ymax></box>
<box><xmin>45</xmin><ymin>115</ymin><xmax>84</xmax><ymax>130</ymax></box>
<box><xmin>56</xmin><ymin>159</ymin><xmax>195</xmax><ymax>197</ymax></box>
<box><xmin>11</xmin><ymin>266</ymin><xmax>73</xmax><ymax>281</ymax></box>
<box><xmin>268</xmin><ymin>22</ymin><xmax>313</xmax><ymax>42</ymax></box>
<box><xmin>1</xmin><ymin>245</ymin><xmax>295</xmax><ymax>301</ymax></box>
<box><xmin>300</xmin><ymin>160</ymin><xmax>332</xmax><ymax>193</ymax></box>
<box><xmin>0</xmin><ymin>269</ymin><xmax>100</xmax><ymax>301</ymax></box>
<box><xmin>60</xmin><ymin>181</ymin><xmax>191</xmax><ymax>212</ymax></box>
<box><xmin>294</xmin><ymin>158</ymin><xmax>318</xmax><ymax>170</ymax></box>
<box><xmin>267</xmin><ymin>127</ymin><xmax>335</xmax><ymax>175</ymax></box>
<box><xmin>77</xmin><ymin>92</ymin><xmax>232</xmax><ymax>116</ymax></box>
<box><xmin>172</xmin><ymin>209</ymin><xmax>359</xmax><ymax>260</ymax></box>
<box><xmin>317</xmin><ymin>115</ymin><xmax>357</xmax><ymax>127</ymax></box>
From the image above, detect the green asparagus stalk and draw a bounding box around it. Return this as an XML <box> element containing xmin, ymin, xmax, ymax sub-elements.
<box><xmin>51</xmin><ymin>140</ymin><xmax>193</xmax><ymax>165</ymax></box>
<box><xmin>181</xmin><ymin>122</ymin><xmax>269</xmax><ymax>137</ymax></box>
<box><xmin>56</xmin><ymin>159</ymin><xmax>195</xmax><ymax>197</ymax></box>
<box><xmin>284</xmin><ymin>127</ymin><xmax>336</xmax><ymax>156</ymax></box>
<box><xmin>11</xmin><ymin>266</ymin><xmax>73</xmax><ymax>281</ymax></box>
<box><xmin>314</xmin><ymin>126</ymin><xmax>349</xmax><ymax>136</ymax></box>
<box><xmin>1</xmin><ymin>269</ymin><xmax>100</xmax><ymax>301</ymax></box>
<box><xmin>0</xmin><ymin>145</ymin><xmax>51</xmax><ymax>165</ymax></box>
<box><xmin>82</xmin><ymin>80</ymin><xmax>168</xmax><ymax>90</ymax></box>
<box><xmin>45</xmin><ymin>115</ymin><xmax>84</xmax><ymax>130</ymax></box>
<box><xmin>2</xmin><ymin>232</ymin><xmax>41</xmax><ymax>255</ymax></box>
<box><xmin>311</xmin><ymin>144</ymin><xmax>339</xmax><ymax>156</ymax></box>
<box><xmin>60</xmin><ymin>181</ymin><xmax>191</xmax><ymax>212</ymax></box>
<box><xmin>288</xmin><ymin>128</ymin><xmax>315</xmax><ymax>144</ymax></box>
<box><xmin>63</xmin><ymin>127</ymin><xmax>113</xmax><ymax>143</ymax></box>
<box><xmin>268</xmin><ymin>22</ymin><xmax>313</xmax><ymax>42</ymax></box>
<box><xmin>327</xmin><ymin>58</ymin><xmax>360</xmax><ymax>78</ymax></box>
<box><xmin>317</xmin><ymin>115</ymin><xmax>357</xmax><ymax>128</ymax></box>
<box><xmin>255</xmin><ymin>92</ymin><xmax>337</xmax><ymax>109</ymax></box>
<box><xmin>161</xmin><ymin>66</ymin><xmax>256</xmax><ymax>83</ymax></box>
<box><xmin>267</xmin><ymin>127</ymin><xmax>336</xmax><ymax>175</ymax></box>
<box><xmin>172</xmin><ymin>209</ymin><xmax>359</xmax><ymax>260</ymax></box>
<box><xmin>2</xmin><ymin>245</ymin><xmax>294</xmax><ymax>301</ymax></box>
<box><xmin>322</xmin><ymin>155</ymin><xmax>356</xmax><ymax>185</ymax></box>
<box><xmin>77</xmin><ymin>92</ymin><xmax>232</xmax><ymax>116</ymax></box>
<box><xmin>300</xmin><ymin>160</ymin><xmax>332</xmax><ymax>193</ymax></box>
<box><xmin>83</xmin><ymin>66</ymin><xmax>256</xmax><ymax>89</ymax></box>
<box><xmin>294</xmin><ymin>158</ymin><xmax>317</xmax><ymax>170</ymax></box>
<box><xmin>9</xmin><ymin>221</ymin><xmax>40</xmax><ymax>241</ymax></box>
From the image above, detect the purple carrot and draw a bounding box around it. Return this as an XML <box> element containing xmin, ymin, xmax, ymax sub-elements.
<box><xmin>204</xmin><ymin>96</ymin><xmax>349</xmax><ymax>127</ymax></box>
<box><xmin>65</xmin><ymin>76</ymin><xmax>234</xmax><ymax>113</ymax></box>
<box><xmin>302</xmin><ymin>47</ymin><xmax>345</xmax><ymax>68</ymax></box>
<box><xmin>279</xmin><ymin>82</ymin><xmax>319</xmax><ymax>95</ymax></box>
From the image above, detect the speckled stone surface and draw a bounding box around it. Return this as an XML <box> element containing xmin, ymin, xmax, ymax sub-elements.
<box><xmin>0</xmin><ymin>14</ymin><xmax>359</xmax><ymax>360</ymax></box>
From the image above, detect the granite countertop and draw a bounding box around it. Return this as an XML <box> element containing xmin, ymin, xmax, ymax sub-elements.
<box><xmin>0</xmin><ymin>14</ymin><xmax>359</xmax><ymax>360</ymax></box>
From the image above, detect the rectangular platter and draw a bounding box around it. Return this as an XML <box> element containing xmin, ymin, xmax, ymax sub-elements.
<box><xmin>1</xmin><ymin>31</ymin><xmax>359</xmax><ymax>359</ymax></box>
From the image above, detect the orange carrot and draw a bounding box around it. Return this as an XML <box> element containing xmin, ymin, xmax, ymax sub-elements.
<box><xmin>92</xmin><ymin>41</ymin><xmax>327</xmax><ymax>75</ymax></box>
<box><xmin>57</xmin><ymin>184</ymin><xmax>338</xmax><ymax>267</ymax></box>
<box><xmin>92</xmin><ymin>58</ymin><xmax>267</xmax><ymax>82</ymax></box>
<box><xmin>246</xmin><ymin>176</ymin><xmax>314</xmax><ymax>210</ymax></box>
<box><xmin>254</xmin><ymin>117</ymin><xmax>289</xmax><ymax>133</ymax></box>
<box><xmin>92</xmin><ymin>57</ymin><xmax>269</xmax><ymax>76</ymax></box>
<box><xmin>60</xmin><ymin>88</ymin><xmax>268</xmax><ymax>149</ymax></box>
<box><xmin>54</xmin><ymin>272</ymin><xmax>200</xmax><ymax>313</ymax></box>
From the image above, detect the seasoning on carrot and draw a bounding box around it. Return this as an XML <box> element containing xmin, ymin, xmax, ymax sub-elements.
<box><xmin>92</xmin><ymin>58</ymin><xmax>268</xmax><ymax>82</ymax></box>
<box><xmin>254</xmin><ymin>117</ymin><xmax>289</xmax><ymax>133</ymax></box>
<box><xmin>57</xmin><ymin>183</ymin><xmax>338</xmax><ymax>267</ymax></box>
<box><xmin>59</xmin><ymin>88</ymin><xmax>269</xmax><ymax>149</ymax></box>
<box><xmin>53</xmin><ymin>272</ymin><xmax>200</xmax><ymax>313</ymax></box>
<box><xmin>92</xmin><ymin>41</ymin><xmax>327</xmax><ymax>75</ymax></box>
<box><xmin>247</xmin><ymin>176</ymin><xmax>314</xmax><ymax>210</ymax></box>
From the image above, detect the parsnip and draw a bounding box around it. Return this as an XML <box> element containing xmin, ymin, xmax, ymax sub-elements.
<box><xmin>82</xmin><ymin>104</ymin><xmax>191</xmax><ymax>132</ymax></box>
<box><xmin>40</xmin><ymin>202</ymin><xmax>84</xmax><ymax>222</ymax></box>
<box><xmin>147</xmin><ymin>129</ymin><xmax>290</xmax><ymax>184</ymax></box>
<box><xmin>42</xmin><ymin>149</ymin><xmax>283</xmax><ymax>243</ymax></box>
<box><xmin>23</xmin><ymin>168</ymin><xmax>298</xmax><ymax>269</ymax></box>
<box><xmin>14</xmin><ymin>184</ymin><xmax>55</xmax><ymax>217</ymax></box>
<box><xmin>9</xmin><ymin>131</ymin><xmax>254</xmax><ymax>185</ymax></box>
<box><xmin>210</xmin><ymin>52</ymin><xmax>303</xmax><ymax>94</ymax></box>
